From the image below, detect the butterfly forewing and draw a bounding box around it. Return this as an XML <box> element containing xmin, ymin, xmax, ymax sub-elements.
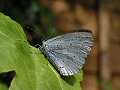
<box><xmin>42</xmin><ymin>31</ymin><xmax>93</xmax><ymax>76</ymax></box>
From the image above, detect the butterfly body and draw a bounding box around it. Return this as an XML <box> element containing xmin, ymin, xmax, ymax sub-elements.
<box><xmin>40</xmin><ymin>31</ymin><xmax>93</xmax><ymax>76</ymax></box>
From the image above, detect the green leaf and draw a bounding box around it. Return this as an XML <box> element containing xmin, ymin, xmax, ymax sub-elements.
<box><xmin>0</xmin><ymin>83</ymin><xmax>8</xmax><ymax>90</ymax></box>
<box><xmin>0</xmin><ymin>12</ymin><xmax>83</xmax><ymax>90</ymax></box>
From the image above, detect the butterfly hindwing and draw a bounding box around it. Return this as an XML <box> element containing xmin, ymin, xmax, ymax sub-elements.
<box><xmin>46</xmin><ymin>51</ymin><xmax>80</xmax><ymax>76</ymax></box>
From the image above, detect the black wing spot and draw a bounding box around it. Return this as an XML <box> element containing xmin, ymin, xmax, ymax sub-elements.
<box><xmin>60</xmin><ymin>66</ymin><xmax>64</xmax><ymax>68</ymax></box>
<box><xmin>69</xmin><ymin>43</ymin><xmax>72</xmax><ymax>46</ymax></box>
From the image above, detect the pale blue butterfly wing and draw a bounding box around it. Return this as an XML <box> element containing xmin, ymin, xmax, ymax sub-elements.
<box><xmin>42</xmin><ymin>31</ymin><xmax>93</xmax><ymax>76</ymax></box>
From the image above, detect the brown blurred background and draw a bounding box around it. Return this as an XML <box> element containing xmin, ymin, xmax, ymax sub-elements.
<box><xmin>0</xmin><ymin>0</ymin><xmax>120</xmax><ymax>90</ymax></box>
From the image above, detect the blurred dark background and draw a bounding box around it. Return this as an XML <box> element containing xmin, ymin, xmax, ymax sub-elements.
<box><xmin>0</xmin><ymin>0</ymin><xmax>120</xmax><ymax>90</ymax></box>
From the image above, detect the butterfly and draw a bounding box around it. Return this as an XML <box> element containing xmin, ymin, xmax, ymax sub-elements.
<box><xmin>38</xmin><ymin>30</ymin><xmax>93</xmax><ymax>76</ymax></box>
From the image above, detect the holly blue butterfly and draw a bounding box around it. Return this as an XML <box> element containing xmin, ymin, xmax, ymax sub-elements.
<box><xmin>38</xmin><ymin>30</ymin><xmax>93</xmax><ymax>76</ymax></box>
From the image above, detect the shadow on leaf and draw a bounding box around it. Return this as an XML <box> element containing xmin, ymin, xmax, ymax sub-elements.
<box><xmin>0</xmin><ymin>71</ymin><xmax>16</xmax><ymax>87</ymax></box>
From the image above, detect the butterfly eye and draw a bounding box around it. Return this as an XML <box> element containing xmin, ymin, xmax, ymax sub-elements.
<box><xmin>44</xmin><ymin>44</ymin><xmax>48</xmax><ymax>48</ymax></box>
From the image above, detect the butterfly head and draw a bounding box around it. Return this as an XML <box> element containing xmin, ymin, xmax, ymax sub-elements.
<box><xmin>42</xmin><ymin>42</ymin><xmax>49</xmax><ymax>50</ymax></box>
